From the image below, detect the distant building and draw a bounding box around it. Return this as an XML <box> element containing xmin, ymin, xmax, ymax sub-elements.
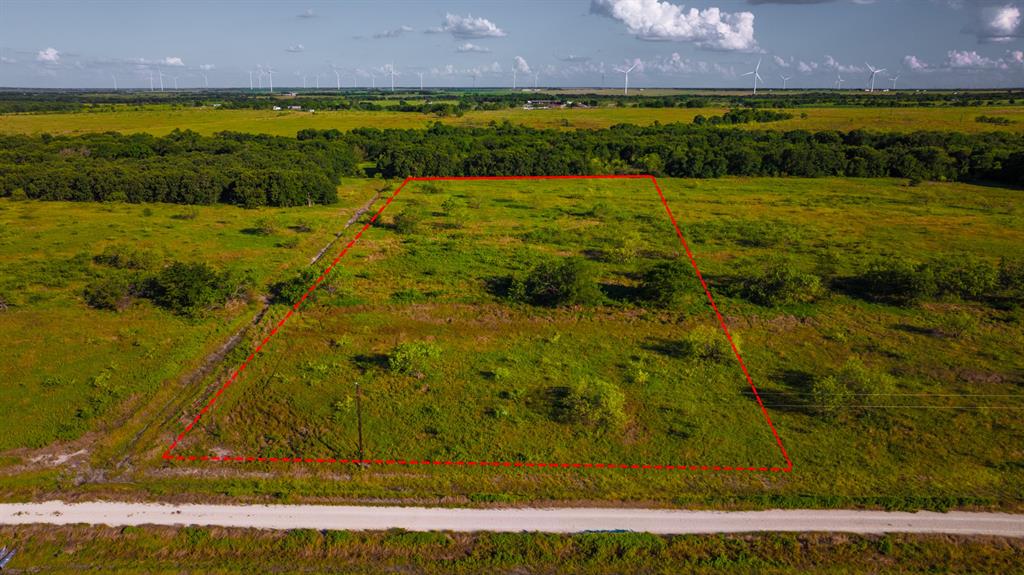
<box><xmin>288</xmin><ymin>105</ymin><xmax>302</xmax><ymax>111</ymax></box>
<box><xmin>272</xmin><ymin>106</ymin><xmax>282</xmax><ymax>111</ymax></box>
<box><xmin>523</xmin><ymin>100</ymin><xmax>588</xmax><ymax>110</ymax></box>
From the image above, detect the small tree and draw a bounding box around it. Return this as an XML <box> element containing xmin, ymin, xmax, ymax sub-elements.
<box><xmin>858</xmin><ymin>257</ymin><xmax>935</xmax><ymax>305</ymax></box>
<box><xmin>742</xmin><ymin>259</ymin><xmax>823</xmax><ymax>306</ymax></box>
<box><xmin>270</xmin><ymin>268</ymin><xmax>329</xmax><ymax>306</ymax></box>
<box><xmin>388</xmin><ymin>341</ymin><xmax>442</xmax><ymax>375</ymax></box>
<box><xmin>562</xmin><ymin>378</ymin><xmax>627</xmax><ymax>431</ymax></box>
<box><xmin>679</xmin><ymin>325</ymin><xmax>738</xmax><ymax>363</ymax></box>
<box><xmin>148</xmin><ymin>261</ymin><xmax>225</xmax><ymax>316</ymax></box>
<box><xmin>83</xmin><ymin>274</ymin><xmax>135</xmax><ymax>311</ymax></box>
<box><xmin>810</xmin><ymin>375</ymin><xmax>853</xmax><ymax>418</ymax></box>
<box><xmin>510</xmin><ymin>258</ymin><xmax>602</xmax><ymax>307</ymax></box>
<box><xmin>392</xmin><ymin>207</ymin><xmax>424</xmax><ymax>234</ymax></box>
<box><xmin>639</xmin><ymin>260</ymin><xmax>691</xmax><ymax>307</ymax></box>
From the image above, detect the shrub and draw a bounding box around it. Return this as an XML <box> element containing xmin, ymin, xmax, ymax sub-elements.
<box><xmin>388</xmin><ymin>341</ymin><xmax>442</xmax><ymax>375</ymax></box>
<box><xmin>999</xmin><ymin>257</ymin><xmax>1024</xmax><ymax>293</ymax></box>
<box><xmin>858</xmin><ymin>257</ymin><xmax>936</xmax><ymax>305</ymax></box>
<box><xmin>270</xmin><ymin>267</ymin><xmax>327</xmax><ymax>305</ymax></box>
<box><xmin>934</xmin><ymin>311</ymin><xmax>977</xmax><ymax>338</ymax></box>
<box><xmin>509</xmin><ymin>258</ymin><xmax>602</xmax><ymax>307</ymax></box>
<box><xmin>83</xmin><ymin>274</ymin><xmax>136</xmax><ymax>311</ymax></box>
<box><xmin>94</xmin><ymin>245</ymin><xmax>157</xmax><ymax>270</ymax></box>
<box><xmin>930</xmin><ymin>257</ymin><xmax>998</xmax><ymax>299</ymax></box>
<box><xmin>810</xmin><ymin>374</ymin><xmax>853</xmax><ymax>418</ymax></box>
<box><xmin>639</xmin><ymin>260</ymin><xmax>691</xmax><ymax>307</ymax></box>
<box><xmin>679</xmin><ymin>324</ymin><xmax>738</xmax><ymax>363</ymax></box>
<box><xmin>392</xmin><ymin>207</ymin><xmax>424</xmax><ymax>234</ymax></box>
<box><xmin>834</xmin><ymin>357</ymin><xmax>895</xmax><ymax>396</ymax></box>
<box><xmin>742</xmin><ymin>259</ymin><xmax>823</xmax><ymax>306</ymax></box>
<box><xmin>148</xmin><ymin>261</ymin><xmax>227</xmax><ymax>316</ymax></box>
<box><xmin>562</xmin><ymin>378</ymin><xmax>627</xmax><ymax>431</ymax></box>
<box><xmin>253</xmin><ymin>217</ymin><xmax>278</xmax><ymax>236</ymax></box>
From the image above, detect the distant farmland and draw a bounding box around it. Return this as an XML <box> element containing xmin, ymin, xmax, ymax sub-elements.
<box><xmin>4</xmin><ymin>105</ymin><xmax>1024</xmax><ymax>136</ymax></box>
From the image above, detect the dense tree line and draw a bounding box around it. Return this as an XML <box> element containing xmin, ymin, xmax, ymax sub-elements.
<box><xmin>306</xmin><ymin>122</ymin><xmax>1024</xmax><ymax>185</ymax></box>
<box><xmin>6</xmin><ymin>123</ymin><xmax>1024</xmax><ymax>208</ymax></box>
<box><xmin>0</xmin><ymin>130</ymin><xmax>357</xmax><ymax>206</ymax></box>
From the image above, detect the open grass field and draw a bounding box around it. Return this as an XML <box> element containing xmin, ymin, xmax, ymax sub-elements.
<box><xmin>137</xmin><ymin>177</ymin><xmax>1024</xmax><ymax>510</ymax></box>
<box><xmin>0</xmin><ymin>177</ymin><xmax>1020</xmax><ymax>512</ymax></box>
<box><xmin>0</xmin><ymin>180</ymin><xmax>381</xmax><ymax>454</ymax></box>
<box><xmin>0</xmin><ymin>524</ymin><xmax>1019</xmax><ymax>574</ymax></box>
<box><xmin>4</xmin><ymin>105</ymin><xmax>1024</xmax><ymax>136</ymax></box>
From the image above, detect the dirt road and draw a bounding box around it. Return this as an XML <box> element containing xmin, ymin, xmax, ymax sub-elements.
<box><xmin>0</xmin><ymin>501</ymin><xmax>1021</xmax><ymax>536</ymax></box>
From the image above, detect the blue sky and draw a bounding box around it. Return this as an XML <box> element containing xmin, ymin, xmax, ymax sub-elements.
<box><xmin>2</xmin><ymin>0</ymin><xmax>1023</xmax><ymax>89</ymax></box>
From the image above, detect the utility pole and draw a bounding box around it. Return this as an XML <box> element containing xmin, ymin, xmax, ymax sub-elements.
<box><xmin>355</xmin><ymin>382</ymin><xmax>364</xmax><ymax>464</ymax></box>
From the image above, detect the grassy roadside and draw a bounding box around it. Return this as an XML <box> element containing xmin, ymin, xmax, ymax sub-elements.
<box><xmin>0</xmin><ymin>524</ymin><xmax>1019</xmax><ymax>574</ymax></box>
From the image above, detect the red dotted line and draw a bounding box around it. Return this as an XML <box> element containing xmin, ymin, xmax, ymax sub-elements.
<box><xmin>161</xmin><ymin>454</ymin><xmax>791</xmax><ymax>472</ymax></box>
<box><xmin>162</xmin><ymin>175</ymin><xmax>793</xmax><ymax>474</ymax></box>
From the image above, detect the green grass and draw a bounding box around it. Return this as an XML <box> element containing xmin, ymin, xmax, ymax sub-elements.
<box><xmin>1</xmin><ymin>176</ymin><xmax>1022</xmax><ymax>511</ymax></box>
<box><xmin>0</xmin><ymin>180</ymin><xmax>382</xmax><ymax>452</ymax></box>
<box><xmin>4</xmin><ymin>105</ymin><xmax>1024</xmax><ymax>136</ymax></box>
<box><xmin>0</xmin><ymin>524</ymin><xmax>1019</xmax><ymax>574</ymax></box>
<box><xmin>147</xmin><ymin>177</ymin><xmax>1024</xmax><ymax>510</ymax></box>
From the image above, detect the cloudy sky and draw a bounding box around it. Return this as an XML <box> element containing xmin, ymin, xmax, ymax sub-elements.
<box><xmin>2</xmin><ymin>0</ymin><xmax>1023</xmax><ymax>89</ymax></box>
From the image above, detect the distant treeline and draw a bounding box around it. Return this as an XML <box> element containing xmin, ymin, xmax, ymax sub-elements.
<box><xmin>319</xmin><ymin>122</ymin><xmax>1024</xmax><ymax>184</ymax></box>
<box><xmin>0</xmin><ymin>130</ymin><xmax>357</xmax><ymax>206</ymax></box>
<box><xmin>3</xmin><ymin>89</ymin><xmax>1024</xmax><ymax>115</ymax></box>
<box><xmin>4</xmin><ymin>123</ymin><xmax>1024</xmax><ymax>208</ymax></box>
<box><xmin>693</xmin><ymin>109</ymin><xmax>793</xmax><ymax>125</ymax></box>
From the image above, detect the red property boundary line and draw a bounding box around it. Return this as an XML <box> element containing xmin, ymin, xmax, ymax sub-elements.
<box><xmin>162</xmin><ymin>175</ymin><xmax>793</xmax><ymax>473</ymax></box>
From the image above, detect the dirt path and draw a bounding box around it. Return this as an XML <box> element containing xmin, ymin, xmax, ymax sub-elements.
<box><xmin>117</xmin><ymin>190</ymin><xmax>383</xmax><ymax>468</ymax></box>
<box><xmin>1</xmin><ymin>502</ymin><xmax>1022</xmax><ymax>536</ymax></box>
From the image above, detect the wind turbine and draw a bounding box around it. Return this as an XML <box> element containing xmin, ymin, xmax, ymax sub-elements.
<box><xmin>334</xmin><ymin>69</ymin><xmax>341</xmax><ymax>90</ymax></box>
<box><xmin>533</xmin><ymin>71</ymin><xmax>539</xmax><ymax>89</ymax></box>
<box><xmin>171</xmin><ymin>75</ymin><xmax>179</xmax><ymax>90</ymax></box>
<box><xmin>201</xmin><ymin>72</ymin><xmax>209</xmax><ymax>88</ymax></box>
<box><xmin>267</xmin><ymin>66</ymin><xmax>274</xmax><ymax>92</ymax></box>
<box><xmin>370</xmin><ymin>73</ymin><xmax>375</xmax><ymax>89</ymax></box>
<box><xmin>249</xmin><ymin>70</ymin><xmax>254</xmax><ymax>91</ymax></box>
<box><xmin>390</xmin><ymin>63</ymin><xmax>396</xmax><ymax>92</ymax></box>
<box><xmin>780</xmin><ymin>74</ymin><xmax>791</xmax><ymax>90</ymax></box>
<box><xmin>834</xmin><ymin>74</ymin><xmax>844</xmax><ymax>90</ymax></box>
<box><xmin>156</xmin><ymin>68</ymin><xmax>164</xmax><ymax>91</ymax></box>
<box><xmin>865</xmin><ymin>62</ymin><xmax>885</xmax><ymax>92</ymax></box>
<box><xmin>614</xmin><ymin>62</ymin><xmax>638</xmax><ymax>95</ymax></box>
<box><xmin>111</xmin><ymin>74</ymin><xmax>118</xmax><ymax>91</ymax></box>
<box><xmin>889</xmin><ymin>73</ymin><xmax>900</xmax><ymax>91</ymax></box>
<box><xmin>512</xmin><ymin>67</ymin><xmax>516</xmax><ymax>90</ymax></box>
<box><xmin>418</xmin><ymin>71</ymin><xmax>424</xmax><ymax>90</ymax></box>
<box><xmin>742</xmin><ymin>58</ymin><xmax>763</xmax><ymax>94</ymax></box>
<box><xmin>149</xmin><ymin>71</ymin><xmax>154</xmax><ymax>91</ymax></box>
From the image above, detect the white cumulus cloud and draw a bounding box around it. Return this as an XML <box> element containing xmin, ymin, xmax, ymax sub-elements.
<box><xmin>374</xmin><ymin>25</ymin><xmax>414</xmax><ymax>39</ymax></box>
<box><xmin>973</xmin><ymin>4</ymin><xmax>1021</xmax><ymax>42</ymax></box>
<box><xmin>514</xmin><ymin>56</ymin><xmax>531</xmax><ymax>73</ymax></box>
<box><xmin>36</xmin><ymin>47</ymin><xmax>60</xmax><ymax>63</ymax></box>
<box><xmin>457</xmin><ymin>42</ymin><xmax>491</xmax><ymax>53</ymax></box>
<box><xmin>431</xmin><ymin>13</ymin><xmax>506</xmax><ymax>38</ymax></box>
<box><xmin>285</xmin><ymin>44</ymin><xmax>305</xmax><ymax>53</ymax></box>
<box><xmin>590</xmin><ymin>0</ymin><xmax>758</xmax><ymax>52</ymax></box>
<box><xmin>903</xmin><ymin>55</ymin><xmax>929</xmax><ymax>71</ymax></box>
<box><xmin>161</xmin><ymin>56</ymin><xmax>184</xmax><ymax>67</ymax></box>
<box><xmin>946</xmin><ymin>49</ymin><xmax>1002</xmax><ymax>68</ymax></box>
